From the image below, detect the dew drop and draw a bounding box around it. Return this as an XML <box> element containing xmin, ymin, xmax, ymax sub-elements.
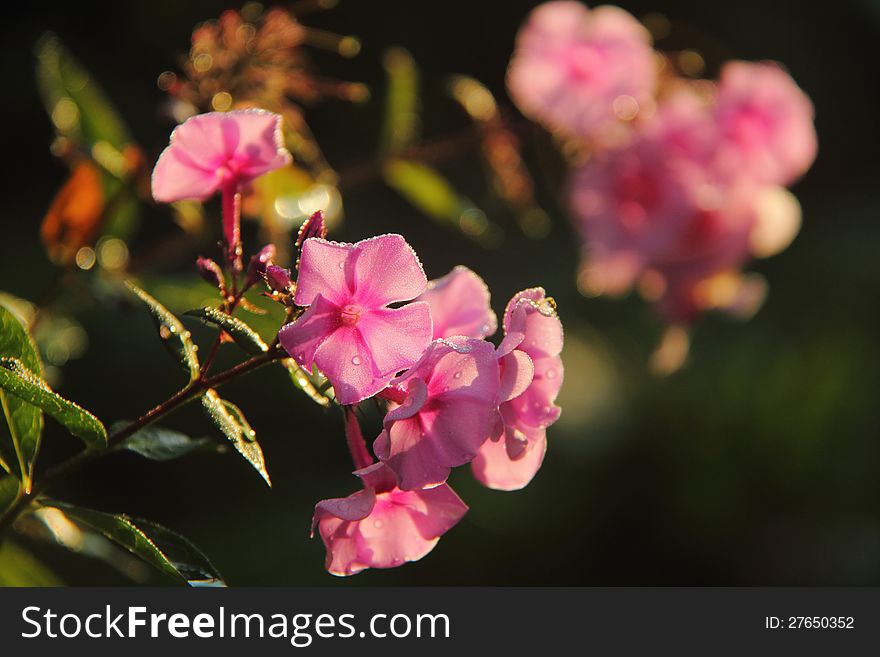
<box><xmin>453</xmin><ymin>371</ymin><xmax>462</xmax><ymax>379</ymax></box>
<box><xmin>338</xmin><ymin>261</ymin><xmax>345</xmax><ymax>269</ymax></box>
<box><xmin>351</xmin><ymin>355</ymin><xmax>362</xmax><ymax>366</ymax></box>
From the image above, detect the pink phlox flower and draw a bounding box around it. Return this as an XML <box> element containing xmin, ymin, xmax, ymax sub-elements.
<box><xmin>312</xmin><ymin>462</ymin><xmax>468</xmax><ymax>576</ymax></box>
<box><xmin>374</xmin><ymin>337</ymin><xmax>501</xmax><ymax>491</ymax></box>
<box><xmin>416</xmin><ymin>266</ymin><xmax>498</xmax><ymax>340</ymax></box>
<box><xmin>473</xmin><ymin>288</ymin><xmax>563</xmax><ymax>491</ymax></box>
<box><xmin>714</xmin><ymin>61</ymin><xmax>817</xmax><ymax>186</ymax></box>
<box><xmin>507</xmin><ymin>1</ymin><xmax>656</xmax><ymax>142</ymax></box>
<box><xmin>278</xmin><ymin>234</ymin><xmax>433</xmax><ymax>405</ymax></box>
<box><xmin>151</xmin><ymin>109</ymin><xmax>291</xmax><ymax>202</ymax></box>
<box><xmin>569</xmin><ymin>97</ymin><xmax>760</xmax><ymax>318</ymax></box>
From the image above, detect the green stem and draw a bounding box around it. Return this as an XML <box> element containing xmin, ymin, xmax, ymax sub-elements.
<box><xmin>0</xmin><ymin>345</ymin><xmax>287</xmax><ymax>536</ymax></box>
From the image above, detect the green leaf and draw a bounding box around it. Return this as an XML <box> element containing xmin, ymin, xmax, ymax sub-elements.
<box><xmin>380</xmin><ymin>47</ymin><xmax>421</xmax><ymax>154</ymax></box>
<box><xmin>383</xmin><ymin>158</ymin><xmax>467</xmax><ymax>220</ymax></box>
<box><xmin>0</xmin><ymin>358</ymin><xmax>107</xmax><ymax>449</ymax></box>
<box><xmin>0</xmin><ymin>303</ymin><xmax>44</xmax><ymax>485</ymax></box>
<box><xmin>283</xmin><ymin>359</ymin><xmax>331</xmax><ymax>407</ymax></box>
<box><xmin>47</xmin><ymin>502</ymin><xmax>225</xmax><ymax>587</ymax></box>
<box><xmin>184</xmin><ymin>307</ymin><xmax>268</xmax><ymax>355</ymax></box>
<box><xmin>201</xmin><ymin>389</ymin><xmax>270</xmax><ymax>485</ymax></box>
<box><xmin>0</xmin><ymin>541</ymin><xmax>63</xmax><ymax>586</ymax></box>
<box><xmin>383</xmin><ymin>158</ymin><xmax>499</xmax><ymax>245</ymax></box>
<box><xmin>125</xmin><ymin>281</ymin><xmax>200</xmax><ymax>381</ymax></box>
<box><xmin>113</xmin><ymin>423</ymin><xmax>214</xmax><ymax>462</ymax></box>
<box><xmin>0</xmin><ymin>474</ymin><xmax>20</xmax><ymax>516</ymax></box>
<box><xmin>35</xmin><ymin>32</ymin><xmax>132</xmax><ymax>153</ymax></box>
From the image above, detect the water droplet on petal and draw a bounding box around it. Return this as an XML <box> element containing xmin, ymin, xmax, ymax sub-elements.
<box><xmin>351</xmin><ymin>355</ymin><xmax>362</xmax><ymax>365</ymax></box>
<box><xmin>338</xmin><ymin>261</ymin><xmax>345</xmax><ymax>269</ymax></box>
<box><xmin>453</xmin><ymin>371</ymin><xmax>462</xmax><ymax>379</ymax></box>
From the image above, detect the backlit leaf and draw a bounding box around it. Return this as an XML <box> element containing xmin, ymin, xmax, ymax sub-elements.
<box><xmin>125</xmin><ymin>281</ymin><xmax>200</xmax><ymax>381</ymax></box>
<box><xmin>47</xmin><ymin>502</ymin><xmax>225</xmax><ymax>587</ymax></box>
<box><xmin>284</xmin><ymin>359</ymin><xmax>331</xmax><ymax>407</ymax></box>
<box><xmin>380</xmin><ymin>48</ymin><xmax>421</xmax><ymax>154</ymax></box>
<box><xmin>0</xmin><ymin>358</ymin><xmax>106</xmax><ymax>449</ymax></box>
<box><xmin>35</xmin><ymin>32</ymin><xmax>132</xmax><ymax>152</ymax></box>
<box><xmin>114</xmin><ymin>423</ymin><xmax>214</xmax><ymax>462</ymax></box>
<box><xmin>184</xmin><ymin>307</ymin><xmax>268</xmax><ymax>355</ymax></box>
<box><xmin>201</xmin><ymin>389</ymin><xmax>270</xmax><ymax>485</ymax></box>
<box><xmin>0</xmin><ymin>303</ymin><xmax>44</xmax><ymax>485</ymax></box>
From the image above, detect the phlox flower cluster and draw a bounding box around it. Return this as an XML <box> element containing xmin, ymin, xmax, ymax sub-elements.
<box><xmin>152</xmin><ymin>109</ymin><xmax>564</xmax><ymax>576</ymax></box>
<box><xmin>507</xmin><ymin>1</ymin><xmax>817</xmax><ymax>323</ymax></box>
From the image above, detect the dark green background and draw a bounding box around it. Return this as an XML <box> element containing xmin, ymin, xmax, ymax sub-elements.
<box><xmin>2</xmin><ymin>0</ymin><xmax>879</xmax><ymax>584</ymax></box>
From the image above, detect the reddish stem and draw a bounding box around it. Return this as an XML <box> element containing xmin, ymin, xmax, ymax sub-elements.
<box><xmin>221</xmin><ymin>181</ymin><xmax>242</xmax><ymax>274</ymax></box>
<box><xmin>342</xmin><ymin>407</ymin><xmax>374</xmax><ymax>471</ymax></box>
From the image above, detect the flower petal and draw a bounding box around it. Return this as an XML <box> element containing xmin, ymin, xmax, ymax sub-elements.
<box><xmin>350</xmin><ymin>234</ymin><xmax>428</xmax><ymax>307</ymax></box>
<box><xmin>417</xmin><ymin>266</ymin><xmax>498</xmax><ymax>339</ymax></box>
<box><xmin>499</xmin><ymin>350</ymin><xmax>535</xmax><ymax>403</ymax></box>
<box><xmin>503</xmin><ymin>354</ymin><xmax>563</xmax><ymax>429</ymax></box>
<box><xmin>313</xmin><ymin>325</ymin><xmax>388</xmax><ymax>405</ymax></box>
<box><xmin>472</xmin><ymin>426</ymin><xmax>547</xmax><ymax>491</ymax></box>
<box><xmin>278</xmin><ymin>294</ymin><xmax>340</xmax><ymax>370</ymax></box>
<box><xmin>357</xmin><ymin>303</ymin><xmax>433</xmax><ymax>377</ymax></box>
<box><xmin>224</xmin><ymin>109</ymin><xmax>292</xmax><ymax>180</ymax></box>
<box><xmin>151</xmin><ymin>144</ymin><xmax>221</xmax><ymax>202</ymax></box>
<box><xmin>294</xmin><ymin>238</ymin><xmax>354</xmax><ymax>307</ymax></box>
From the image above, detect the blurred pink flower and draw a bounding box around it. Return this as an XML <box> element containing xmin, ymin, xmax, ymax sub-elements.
<box><xmin>151</xmin><ymin>109</ymin><xmax>291</xmax><ymax>202</ymax></box>
<box><xmin>714</xmin><ymin>61</ymin><xmax>817</xmax><ymax>185</ymax></box>
<box><xmin>506</xmin><ymin>1</ymin><xmax>655</xmax><ymax>141</ymax></box>
<box><xmin>569</xmin><ymin>105</ymin><xmax>761</xmax><ymax>321</ymax></box>
<box><xmin>416</xmin><ymin>266</ymin><xmax>498</xmax><ymax>340</ymax></box>
<box><xmin>313</xmin><ymin>463</ymin><xmax>467</xmax><ymax>576</ymax></box>
<box><xmin>278</xmin><ymin>234</ymin><xmax>432</xmax><ymax>405</ymax></box>
<box><xmin>374</xmin><ymin>337</ymin><xmax>500</xmax><ymax>491</ymax></box>
<box><xmin>473</xmin><ymin>288</ymin><xmax>563</xmax><ymax>490</ymax></box>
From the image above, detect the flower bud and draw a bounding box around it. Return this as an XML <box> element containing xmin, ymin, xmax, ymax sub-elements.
<box><xmin>196</xmin><ymin>256</ymin><xmax>225</xmax><ymax>290</ymax></box>
<box><xmin>264</xmin><ymin>264</ymin><xmax>293</xmax><ymax>293</ymax></box>
<box><xmin>295</xmin><ymin>210</ymin><xmax>327</xmax><ymax>249</ymax></box>
<box><xmin>245</xmin><ymin>243</ymin><xmax>276</xmax><ymax>289</ymax></box>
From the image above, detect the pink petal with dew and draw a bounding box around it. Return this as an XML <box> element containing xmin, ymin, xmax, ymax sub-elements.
<box><xmin>378</xmin><ymin>338</ymin><xmax>501</xmax><ymax>490</ymax></box>
<box><xmin>503</xmin><ymin>354</ymin><xmax>563</xmax><ymax>430</ymax></box>
<box><xmin>312</xmin><ymin>325</ymin><xmax>388</xmax><ymax>405</ymax></box>
<box><xmin>356</xmin><ymin>303</ymin><xmax>433</xmax><ymax>376</ymax></box>
<box><xmin>499</xmin><ymin>350</ymin><xmax>535</xmax><ymax>403</ymax></box>
<box><xmin>417</xmin><ymin>266</ymin><xmax>498</xmax><ymax>340</ymax></box>
<box><xmin>354</xmin><ymin>486</ymin><xmax>467</xmax><ymax>570</ymax></box>
<box><xmin>350</xmin><ymin>234</ymin><xmax>428</xmax><ymax>308</ymax></box>
<box><xmin>472</xmin><ymin>426</ymin><xmax>547</xmax><ymax>491</ymax></box>
<box><xmin>313</xmin><ymin>467</ymin><xmax>467</xmax><ymax>576</ymax></box>
<box><xmin>503</xmin><ymin>289</ymin><xmax>564</xmax><ymax>360</ymax></box>
<box><xmin>384</xmin><ymin>378</ymin><xmax>429</xmax><ymax>423</ymax></box>
<box><xmin>277</xmin><ymin>294</ymin><xmax>340</xmax><ymax>370</ymax></box>
<box><xmin>293</xmin><ymin>238</ymin><xmax>354</xmax><ymax>307</ymax></box>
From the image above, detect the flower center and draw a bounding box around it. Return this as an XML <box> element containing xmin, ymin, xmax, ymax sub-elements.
<box><xmin>339</xmin><ymin>304</ymin><xmax>361</xmax><ymax>326</ymax></box>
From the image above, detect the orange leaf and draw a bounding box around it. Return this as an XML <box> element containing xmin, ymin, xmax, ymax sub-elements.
<box><xmin>41</xmin><ymin>161</ymin><xmax>106</xmax><ymax>265</ymax></box>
